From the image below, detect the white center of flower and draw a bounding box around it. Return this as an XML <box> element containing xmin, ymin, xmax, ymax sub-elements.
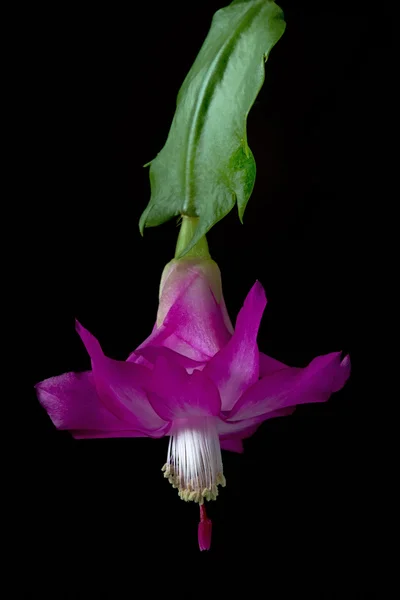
<box><xmin>162</xmin><ymin>417</ymin><xmax>226</xmax><ymax>504</ymax></box>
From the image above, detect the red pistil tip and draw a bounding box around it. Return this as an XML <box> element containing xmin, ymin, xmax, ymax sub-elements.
<box><xmin>198</xmin><ymin>504</ymin><xmax>212</xmax><ymax>551</ymax></box>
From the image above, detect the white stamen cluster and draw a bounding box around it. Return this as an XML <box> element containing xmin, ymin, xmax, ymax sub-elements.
<box><xmin>162</xmin><ymin>417</ymin><xmax>226</xmax><ymax>504</ymax></box>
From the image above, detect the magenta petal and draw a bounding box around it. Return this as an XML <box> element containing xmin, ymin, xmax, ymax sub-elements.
<box><xmin>35</xmin><ymin>371</ymin><xmax>137</xmax><ymax>432</ymax></box>
<box><xmin>71</xmin><ymin>428</ymin><xmax>167</xmax><ymax>439</ymax></box>
<box><xmin>333</xmin><ymin>354</ymin><xmax>351</xmax><ymax>391</ymax></box>
<box><xmin>147</xmin><ymin>356</ymin><xmax>221</xmax><ymax>420</ymax></box>
<box><xmin>259</xmin><ymin>352</ymin><xmax>288</xmax><ymax>376</ymax></box>
<box><xmin>204</xmin><ymin>281</ymin><xmax>266</xmax><ymax>410</ymax></box>
<box><xmin>155</xmin><ymin>272</ymin><xmax>231</xmax><ymax>361</ymax></box>
<box><xmin>76</xmin><ymin>321</ymin><xmax>167</xmax><ymax>433</ymax></box>
<box><xmin>217</xmin><ymin>414</ymin><xmax>264</xmax><ymax>435</ymax></box>
<box><xmin>220</xmin><ymin>437</ymin><xmax>244</xmax><ymax>453</ymax></box>
<box><xmin>134</xmin><ymin>345</ymin><xmax>206</xmax><ymax>370</ymax></box>
<box><xmin>127</xmin><ymin>322</ymin><xmax>172</xmax><ymax>362</ymax></box>
<box><xmin>229</xmin><ymin>352</ymin><xmax>351</xmax><ymax>422</ymax></box>
<box><xmin>127</xmin><ymin>262</ymin><xmax>232</xmax><ymax>364</ymax></box>
<box><xmin>217</xmin><ymin>408</ymin><xmax>294</xmax><ymax>437</ymax></box>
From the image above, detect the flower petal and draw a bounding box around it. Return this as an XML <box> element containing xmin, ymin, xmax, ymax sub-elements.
<box><xmin>70</xmin><ymin>428</ymin><xmax>165</xmax><ymax>439</ymax></box>
<box><xmin>219</xmin><ymin>410</ymin><xmax>292</xmax><ymax>454</ymax></box>
<box><xmin>228</xmin><ymin>352</ymin><xmax>351</xmax><ymax>422</ymax></box>
<box><xmin>134</xmin><ymin>345</ymin><xmax>206</xmax><ymax>370</ymax></box>
<box><xmin>217</xmin><ymin>408</ymin><xmax>294</xmax><ymax>436</ymax></box>
<box><xmin>259</xmin><ymin>352</ymin><xmax>288</xmax><ymax>376</ymax></box>
<box><xmin>332</xmin><ymin>353</ymin><xmax>351</xmax><ymax>392</ymax></box>
<box><xmin>204</xmin><ymin>282</ymin><xmax>266</xmax><ymax>410</ymax></box>
<box><xmin>131</xmin><ymin>270</ymin><xmax>232</xmax><ymax>363</ymax></box>
<box><xmin>146</xmin><ymin>356</ymin><xmax>221</xmax><ymax>420</ymax></box>
<box><xmin>220</xmin><ymin>437</ymin><xmax>244</xmax><ymax>453</ymax></box>
<box><xmin>76</xmin><ymin>321</ymin><xmax>168</xmax><ymax>433</ymax></box>
<box><xmin>35</xmin><ymin>371</ymin><xmax>136</xmax><ymax>432</ymax></box>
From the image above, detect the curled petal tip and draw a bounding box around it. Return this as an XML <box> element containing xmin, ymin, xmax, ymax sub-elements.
<box><xmin>74</xmin><ymin>319</ymin><xmax>91</xmax><ymax>337</ymax></box>
<box><xmin>252</xmin><ymin>279</ymin><xmax>266</xmax><ymax>299</ymax></box>
<box><xmin>341</xmin><ymin>354</ymin><xmax>351</xmax><ymax>368</ymax></box>
<box><xmin>332</xmin><ymin>352</ymin><xmax>351</xmax><ymax>392</ymax></box>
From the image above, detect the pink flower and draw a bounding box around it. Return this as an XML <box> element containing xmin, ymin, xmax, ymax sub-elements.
<box><xmin>35</xmin><ymin>256</ymin><xmax>350</xmax><ymax>551</ymax></box>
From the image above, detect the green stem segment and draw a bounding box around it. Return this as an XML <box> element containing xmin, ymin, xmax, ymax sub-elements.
<box><xmin>175</xmin><ymin>216</ymin><xmax>211</xmax><ymax>260</ymax></box>
<box><xmin>139</xmin><ymin>0</ymin><xmax>286</xmax><ymax>258</ymax></box>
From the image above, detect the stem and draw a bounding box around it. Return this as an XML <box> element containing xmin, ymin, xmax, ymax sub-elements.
<box><xmin>174</xmin><ymin>216</ymin><xmax>211</xmax><ymax>260</ymax></box>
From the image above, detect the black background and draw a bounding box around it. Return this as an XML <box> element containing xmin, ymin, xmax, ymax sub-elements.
<box><xmin>22</xmin><ymin>0</ymin><xmax>389</xmax><ymax>595</ymax></box>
